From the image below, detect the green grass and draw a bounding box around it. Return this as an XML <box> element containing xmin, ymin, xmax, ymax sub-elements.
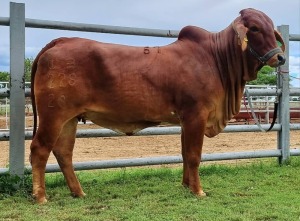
<box><xmin>1</xmin><ymin>158</ymin><xmax>300</xmax><ymax>220</ymax></box>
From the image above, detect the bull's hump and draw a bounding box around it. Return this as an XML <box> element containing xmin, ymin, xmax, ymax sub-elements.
<box><xmin>178</xmin><ymin>26</ymin><xmax>209</xmax><ymax>43</ymax></box>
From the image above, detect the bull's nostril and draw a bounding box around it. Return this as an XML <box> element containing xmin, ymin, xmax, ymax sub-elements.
<box><xmin>277</xmin><ymin>54</ymin><xmax>286</xmax><ymax>65</ymax></box>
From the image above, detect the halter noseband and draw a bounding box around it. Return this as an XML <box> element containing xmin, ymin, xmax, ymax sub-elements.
<box><xmin>248</xmin><ymin>46</ymin><xmax>283</xmax><ymax>65</ymax></box>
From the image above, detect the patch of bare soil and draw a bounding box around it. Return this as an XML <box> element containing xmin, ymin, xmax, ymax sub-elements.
<box><xmin>0</xmin><ymin>117</ymin><xmax>299</xmax><ymax>168</ymax></box>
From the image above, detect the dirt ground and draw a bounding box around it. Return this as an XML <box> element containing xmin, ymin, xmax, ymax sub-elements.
<box><xmin>0</xmin><ymin>118</ymin><xmax>299</xmax><ymax>167</ymax></box>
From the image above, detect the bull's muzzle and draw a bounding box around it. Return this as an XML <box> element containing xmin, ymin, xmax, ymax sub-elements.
<box><xmin>277</xmin><ymin>53</ymin><xmax>286</xmax><ymax>66</ymax></box>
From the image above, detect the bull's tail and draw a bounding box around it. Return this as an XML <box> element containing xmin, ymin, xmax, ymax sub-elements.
<box><xmin>31</xmin><ymin>38</ymin><xmax>64</xmax><ymax>137</ymax></box>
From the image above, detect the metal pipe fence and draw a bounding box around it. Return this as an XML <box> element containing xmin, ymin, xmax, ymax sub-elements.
<box><xmin>0</xmin><ymin>2</ymin><xmax>299</xmax><ymax>176</ymax></box>
<box><xmin>1</xmin><ymin>148</ymin><xmax>300</xmax><ymax>174</ymax></box>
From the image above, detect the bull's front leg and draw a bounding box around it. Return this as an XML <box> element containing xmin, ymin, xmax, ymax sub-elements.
<box><xmin>181</xmin><ymin>112</ymin><xmax>207</xmax><ymax>197</ymax></box>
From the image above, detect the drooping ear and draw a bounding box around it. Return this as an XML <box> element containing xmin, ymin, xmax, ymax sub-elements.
<box><xmin>233</xmin><ymin>17</ymin><xmax>249</xmax><ymax>51</ymax></box>
<box><xmin>274</xmin><ymin>30</ymin><xmax>285</xmax><ymax>52</ymax></box>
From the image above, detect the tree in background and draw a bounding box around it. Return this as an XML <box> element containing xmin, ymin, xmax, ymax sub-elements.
<box><xmin>24</xmin><ymin>57</ymin><xmax>34</xmax><ymax>82</ymax></box>
<box><xmin>0</xmin><ymin>71</ymin><xmax>9</xmax><ymax>81</ymax></box>
<box><xmin>247</xmin><ymin>66</ymin><xmax>277</xmax><ymax>85</ymax></box>
<box><xmin>0</xmin><ymin>57</ymin><xmax>33</xmax><ymax>82</ymax></box>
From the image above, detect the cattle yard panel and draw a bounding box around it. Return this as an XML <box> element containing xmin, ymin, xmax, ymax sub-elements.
<box><xmin>0</xmin><ymin>2</ymin><xmax>299</xmax><ymax>176</ymax></box>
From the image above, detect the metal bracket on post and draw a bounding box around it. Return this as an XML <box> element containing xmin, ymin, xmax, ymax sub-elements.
<box><xmin>277</xmin><ymin>25</ymin><xmax>290</xmax><ymax>165</ymax></box>
<box><xmin>9</xmin><ymin>2</ymin><xmax>26</xmax><ymax>177</ymax></box>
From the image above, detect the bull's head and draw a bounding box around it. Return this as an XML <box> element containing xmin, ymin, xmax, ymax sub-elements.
<box><xmin>233</xmin><ymin>8</ymin><xmax>286</xmax><ymax>71</ymax></box>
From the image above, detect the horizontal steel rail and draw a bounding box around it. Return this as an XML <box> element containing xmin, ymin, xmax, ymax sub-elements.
<box><xmin>2</xmin><ymin>88</ymin><xmax>300</xmax><ymax>98</ymax></box>
<box><xmin>1</xmin><ymin>17</ymin><xmax>299</xmax><ymax>41</ymax></box>
<box><xmin>0</xmin><ymin>17</ymin><xmax>179</xmax><ymax>38</ymax></box>
<box><xmin>0</xmin><ymin>17</ymin><xmax>9</xmax><ymax>25</ymax></box>
<box><xmin>1</xmin><ymin>118</ymin><xmax>300</xmax><ymax>141</ymax></box>
<box><xmin>290</xmin><ymin>34</ymin><xmax>300</xmax><ymax>41</ymax></box>
<box><xmin>1</xmin><ymin>148</ymin><xmax>300</xmax><ymax>174</ymax></box>
<box><xmin>0</xmin><ymin>88</ymin><xmax>299</xmax><ymax>98</ymax></box>
<box><xmin>0</xmin><ymin>88</ymin><xmax>30</xmax><ymax>98</ymax></box>
<box><xmin>290</xmin><ymin>88</ymin><xmax>300</xmax><ymax>96</ymax></box>
<box><xmin>4</xmin><ymin>123</ymin><xmax>300</xmax><ymax>141</ymax></box>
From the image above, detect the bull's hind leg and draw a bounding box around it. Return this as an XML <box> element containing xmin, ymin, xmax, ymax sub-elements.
<box><xmin>52</xmin><ymin>118</ymin><xmax>86</xmax><ymax>198</ymax></box>
<box><xmin>30</xmin><ymin>119</ymin><xmax>65</xmax><ymax>204</ymax></box>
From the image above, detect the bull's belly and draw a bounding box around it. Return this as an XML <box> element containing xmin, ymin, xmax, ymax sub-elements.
<box><xmin>82</xmin><ymin>111</ymin><xmax>180</xmax><ymax>135</ymax></box>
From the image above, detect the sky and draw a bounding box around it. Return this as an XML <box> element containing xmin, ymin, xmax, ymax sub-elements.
<box><xmin>0</xmin><ymin>0</ymin><xmax>300</xmax><ymax>87</ymax></box>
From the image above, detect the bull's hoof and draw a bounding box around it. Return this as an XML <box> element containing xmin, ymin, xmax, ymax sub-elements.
<box><xmin>71</xmin><ymin>191</ymin><xmax>86</xmax><ymax>198</ymax></box>
<box><xmin>197</xmin><ymin>190</ymin><xmax>207</xmax><ymax>197</ymax></box>
<box><xmin>182</xmin><ymin>183</ymin><xmax>207</xmax><ymax>197</ymax></box>
<box><xmin>33</xmin><ymin>194</ymin><xmax>48</xmax><ymax>204</ymax></box>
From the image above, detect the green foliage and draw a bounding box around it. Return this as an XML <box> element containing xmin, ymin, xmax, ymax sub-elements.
<box><xmin>0</xmin><ymin>71</ymin><xmax>9</xmax><ymax>81</ymax></box>
<box><xmin>0</xmin><ymin>57</ymin><xmax>33</xmax><ymax>83</ymax></box>
<box><xmin>248</xmin><ymin>66</ymin><xmax>277</xmax><ymax>85</ymax></box>
<box><xmin>1</xmin><ymin>159</ymin><xmax>300</xmax><ymax>220</ymax></box>
<box><xmin>24</xmin><ymin>57</ymin><xmax>34</xmax><ymax>82</ymax></box>
<box><xmin>0</xmin><ymin>173</ymin><xmax>32</xmax><ymax>200</ymax></box>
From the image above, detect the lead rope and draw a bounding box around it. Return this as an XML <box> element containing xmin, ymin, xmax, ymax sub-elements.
<box><xmin>267</xmin><ymin>86</ymin><xmax>279</xmax><ymax>132</ymax></box>
<box><xmin>244</xmin><ymin>88</ymin><xmax>266</xmax><ymax>132</ymax></box>
<box><xmin>244</xmin><ymin>84</ymin><xmax>279</xmax><ymax>132</ymax></box>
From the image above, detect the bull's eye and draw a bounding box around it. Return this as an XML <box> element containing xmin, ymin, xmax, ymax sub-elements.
<box><xmin>249</xmin><ymin>26</ymin><xmax>260</xmax><ymax>33</ymax></box>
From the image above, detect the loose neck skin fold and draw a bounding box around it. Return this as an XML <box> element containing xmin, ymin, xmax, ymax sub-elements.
<box><xmin>211</xmin><ymin>24</ymin><xmax>259</xmax><ymax>125</ymax></box>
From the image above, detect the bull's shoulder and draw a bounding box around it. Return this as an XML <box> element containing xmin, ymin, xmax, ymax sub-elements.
<box><xmin>178</xmin><ymin>26</ymin><xmax>210</xmax><ymax>43</ymax></box>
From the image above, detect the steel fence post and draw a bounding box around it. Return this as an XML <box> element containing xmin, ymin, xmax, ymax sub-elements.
<box><xmin>277</xmin><ymin>25</ymin><xmax>290</xmax><ymax>164</ymax></box>
<box><xmin>9</xmin><ymin>2</ymin><xmax>26</xmax><ymax>177</ymax></box>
